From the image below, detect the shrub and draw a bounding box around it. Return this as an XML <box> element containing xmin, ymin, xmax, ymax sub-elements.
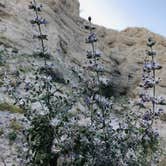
<box><xmin>25</xmin><ymin>115</ymin><xmax>55</xmax><ymax>165</ymax></box>
<box><xmin>2</xmin><ymin>1</ymin><xmax>163</xmax><ymax>165</ymax></box>
<box><xmin>8</xmin><ymin>131</ymin><xmax>17</xmax><ymax>142</ymax></box>
<box><xmin>18</xmin><ymin>1</ymin><xmax>74</xmax><ymax>165</ymax></box>
<box><xmin>58</xmin><ymin>20</ymin><xmax>162</xmax><ymax>166</ymax></box>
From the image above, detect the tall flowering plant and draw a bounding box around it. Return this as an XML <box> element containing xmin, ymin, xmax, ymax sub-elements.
<box><xmin>3</xmin><ymin>1</ymin><xmax>74</xmax><ymax>165</ymax></box>
<box><xmin>85</xmin><ymin>16</ymin><xmax>112</xmax><ymax>124</ymax></box>
<box><xmin>73</xmin><ymin>28</ymin><xmax>163</xmax><ymax>165</ymax></box>
<box><xmin>29</xmin><ymin>0</ymin><xmax>48</xmax><ymax>64</ymax></box>
<box><xmin>140</xmin><ymin>37</ymin><xmax>165</xmax><ymax>126</ymax></box>
<box><xmin>2</xmin><ymin>3</ymin><xmax>164</xmax><ymax>164</ymax></box>
<box><xmin>137</xmin><ymin>37</ymin><xmax>165</xmax><ymax>164</ymax></box>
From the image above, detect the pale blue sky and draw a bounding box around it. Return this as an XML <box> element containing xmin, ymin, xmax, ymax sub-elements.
<box><xmin>79</xmin><ymin>0</ymin><xmax>166</xmax><ymax>36</ymax></box>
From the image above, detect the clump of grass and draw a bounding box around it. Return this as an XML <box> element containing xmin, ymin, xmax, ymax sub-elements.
<box><xmin>0</xmin><ymin>103</ymin><xmax>24</xmax><ymax>113</ymax></box>
<box><xmin>9</xmin><ymin>119</ymin><xmax>22</xmax><ymax>131</ymax></box>
<box><xmin>8</xmin><ymin>131</ymin><xmax>17</xmax><ymax>142</ymax></box>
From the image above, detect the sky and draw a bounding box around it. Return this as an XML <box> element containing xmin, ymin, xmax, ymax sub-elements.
<box><xmin>79</xmin><ymin>0</ymin><xmax>166</xmax><ymax>37</ymax></box>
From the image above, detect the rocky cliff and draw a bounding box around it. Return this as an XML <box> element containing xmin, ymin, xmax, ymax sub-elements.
<box><xmin>1</xmin><ymin>0</ymin><xmax>166</xmax><ymax>96</ymax></box>
<box><xmin>0</xmin><ymin>0</ymin><xmax>166</xmax><ymax>165</ymax></box>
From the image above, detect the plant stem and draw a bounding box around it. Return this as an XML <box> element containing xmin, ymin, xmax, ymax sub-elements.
<box><xmin>151</xmin><ymin>46</ymin><xmax>155</xmax><ymax>114</ymax></box>
<box><xmin>89</xmin><ymin>19</ymin><xmax>106</xmax><ymax>141</ymax></box>
<box><xmin>33</xmin><ymin>0</ymin><xmax>47</xmax><ymax>66</ymax></box>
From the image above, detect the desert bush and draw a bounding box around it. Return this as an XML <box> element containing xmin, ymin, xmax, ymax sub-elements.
<box><xmin>22</xmin><ymin>1</ymin><xmax>75</xmax><ymax>165</ymax></box>
<box><xmin>3</xmin><ymin>0</ymin><xmax>74</xmax><ymax>165</ymax></box>
<box><xmin>2</xmin><ymin>1</ymin><xmax>164</xmax><ymax>165</ymax></box>
<box><xmin>23</xmin><ymin>10</ymin><xmax>162</xmax><ymax>165</ymax></box>
<box><xmin>8</xmin><ymin>131</ymin><xmax>17</xmax><ymax>143</ymax></box>
<box><xmin>60</xmin><ymin>19</ymin><xmax>162</xmax><ymax>166</ymax></box>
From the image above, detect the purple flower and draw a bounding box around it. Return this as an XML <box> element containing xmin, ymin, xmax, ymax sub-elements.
<box><xmin>158</xmin><ymin>108</ymin><xmax>164</xmax><ymax>112</ymax></box>
<box><xmin>85</xmin><ymin>97</ymin><xmax>91</xmax><ymax>106</ymax></box>
<box><xmin>85</xmin><ymin>33</ymin><xmax>97</xmax><ymax>43</ymax></box>
<box><xmin>143</xmin><ymin>111</ymin><xmax>151</xmax><ymax>121</ymax></box>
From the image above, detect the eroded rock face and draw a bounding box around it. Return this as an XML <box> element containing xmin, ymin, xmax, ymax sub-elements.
<box><xmin>48</xmin><ymin>0</ymin><xmax>80</xmax><ymax>16</ymax></box>
<box><xmin>0</xmin><ymin>0</ymin><xmax>166</xmax><ymax>97</ymax></box>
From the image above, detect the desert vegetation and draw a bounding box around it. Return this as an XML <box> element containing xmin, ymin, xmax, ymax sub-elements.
<box><xmin>0</xmin><ymin>0</ymin><xmax>166</xmax><ymax>166</ymax></box>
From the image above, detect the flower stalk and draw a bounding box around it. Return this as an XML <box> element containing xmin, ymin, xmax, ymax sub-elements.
<box><xmin>29</xmin><ymin>0</ymin><xmax>48</xmax><ymax>66</ymax></box>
